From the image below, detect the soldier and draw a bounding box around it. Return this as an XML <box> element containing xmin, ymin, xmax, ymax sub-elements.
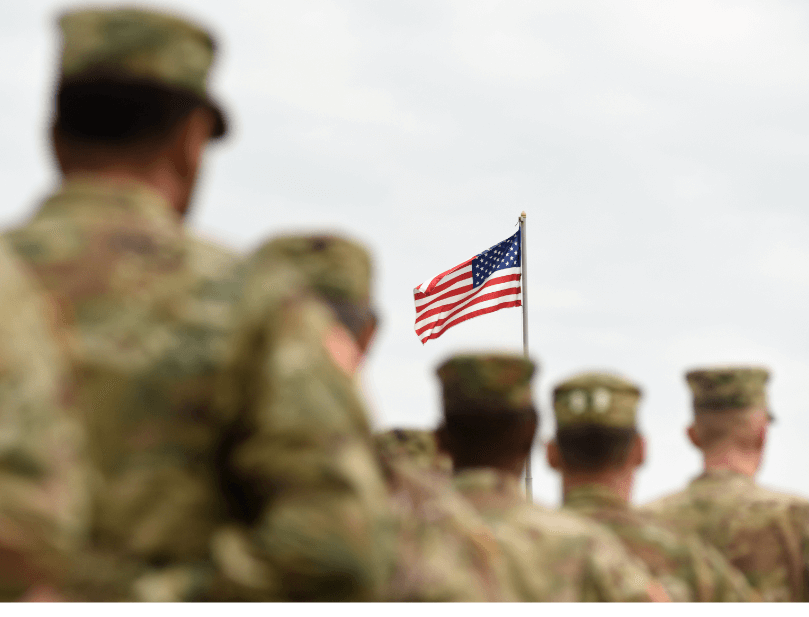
<box><xmin>3</xmin><ymin>8</ymin><xmax>243</xmax><ymax>599</ymax></box>
<box><xmin>213</xmin><ymin>235</ymin><xmax>507</xmax><ymax>601</ymax></box>
<box><xmin>435</xmin><ymin>353</ymin><xmax>670</xmax><ymax>602</ymax></box>
<box><xmin>0</xmin><ymin>239</ymin><xmax>88</xmax><ymax>600</ymax></box>
<box><xmin>209</xmin><ymin>234</ymin><xmax>395</xmax><ymax>601</ymax></box>
<box><xmin>546</xmin><ymin>372</ymin><xmax>753</xmax><ymax>601</ymax></box>
<box><xmin>642</xmin><ymin>366</ymin><xmax>809</xmax><ymax>601</ymax></box>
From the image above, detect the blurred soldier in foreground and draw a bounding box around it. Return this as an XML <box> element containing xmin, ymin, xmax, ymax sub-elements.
<box><xmin>0</xmin><ymin>240</ymin><xmax>88</xmax><ymax>600</ymax></box>
<box><xmin>643</xmin><ymin>367</ymin><xmax>809</xmax><ymax>601</ymax></box>
<box><xmin>4</xmin><ymin>8</ymin><xmax>242</xmax><ymax>599</ymax></box>
<box><xmin>211</xmin><ymin>235</ymin><xmax>397</xmax><ymax>601</ymax></box>
<box><xmin>214</xmin><ymin>235</ymin><xmax>507</xmax><ymax>601</ymax></box>
<box><xmin>435</xmin><ymin>354</ymin><xmax>670</xmax><ymax>602</ymax></box>
<box><xmin>546</xmin><ymin>372</ymin><xmax>753</xmax><ymax>601</ymax></box>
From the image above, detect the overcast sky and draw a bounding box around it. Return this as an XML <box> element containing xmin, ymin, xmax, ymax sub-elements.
<box><xmin>2</xmin><ymin>0</ymin><xmax>809</xmax><ymax>506</ymax></box>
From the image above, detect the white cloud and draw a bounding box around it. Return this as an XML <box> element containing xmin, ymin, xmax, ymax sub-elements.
<box><xmin>448</xmin><ymin>0</ymin><xmax>569</xmax><ymax>82</ymax></box>
<box><xmin>665</xmin><ymin>327</ymin><xmax>779</xmax><ymax>368</ymax></box>
<box><xmin>222</xmin><ymin>0</ymin><xmax>423</xmax><ymax>131</ymax></box>
<box><xmin>607</xmin><ymin>0</ymin><xmax>809</xmax><ymax>88</ymax></box>
<box><xmin>757</xmin><ymin>242</ymin><xmax>809</xmax><ymax>288</ymax></box>
<box><xmin>533</xmin><ymin>285</ymin><xmax>585</xmax><ymax>311</ymax></box>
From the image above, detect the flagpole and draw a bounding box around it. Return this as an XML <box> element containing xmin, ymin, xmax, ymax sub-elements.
<box><xmin>520</xmin><ymin>211</ymin><xmax>532</xmax><ymax>502</ymax></box>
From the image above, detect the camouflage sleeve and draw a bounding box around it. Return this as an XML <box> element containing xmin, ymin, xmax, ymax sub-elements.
<box><xmin>381</xmin><ymin>461</ymin><xmax>511</xmax><ymax>602</ymax></box>
<box><xmin>212</xmin><ymin>263</ymin><xmax>396</xmax><ymax>601</ymax></box>
<box><xmin>0</xmin><ymin>242</ymin><xmax>89</xmax><ymax>599</ymax></box>
<box><xmin>683</xmin><ymin>534</ymin><xmax>754</xmax><ymax>602</ymax></box>
<box><xmin>792</xmin><ymin>503</ymin><xmax>809</xmax><ymax>602</ymax></box>
<box><xmin>583</xmin><ymin>529</ymin><xmax>670</xmax><ymax>602</ymax></box>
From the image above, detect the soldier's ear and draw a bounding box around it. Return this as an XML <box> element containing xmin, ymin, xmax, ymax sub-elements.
<box><xmin>755</xmin><ymin>420</ymin><xmax>767</xmax><ymax>452</ymax></box>
<box><xmin>686</xmin><ymin>424</ymin><xmax>700</xmax><ymax>448</ymax></box>
<box><xmin>631</xmin><ymin>434</ymin><xmax>646</xmax><ymax>468</ymax></box>
<box><xmin>51</xmin><ymin>124</ymin><xmax>68</xmax><ymax>173</ymax></box>
<box><xmin>546</xmin><ymin>439</ymin><xmax>562</xmax><ymax>471</ymax></box>
<box><xmin>173</xmin><ymin>107</ymin><xmax>215</xmax><ymax>179</ymax></box>
<box><xmin>356</xmin><ymin>315</ymin><xmax>377</xmax><ymax>356</ymax></box>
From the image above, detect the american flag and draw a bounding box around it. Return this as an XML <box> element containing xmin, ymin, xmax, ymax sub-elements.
<box><xmin>413</xmin><ymin>230</ymin><xmax>522</xmax><ymax>344</ymax></box>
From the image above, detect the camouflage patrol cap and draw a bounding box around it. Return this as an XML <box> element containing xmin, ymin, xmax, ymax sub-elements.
<box><xmin>437</xmin><ymin>354</ymin><xmax>536</xmax><ymax>416</ymax></box>
<box><xmin>685</xmin><ymin>366</ymin><xmax>772</xmax><ymax>418</ymax></box>
<box><xmin>58</xmin><ymin>7</ymin><xmax>227</xmax><ymax>137</ymax></box>
<box><xmin>374</xmin><ymin>428</ymin><xmax>450</xmax><ymax>472</ymax></box>
<box><xmin>255</xmin><ymin>235</ymin><xmax>372</xmax><ymax>305</ymax></box>
<box><xmin>553</xmin><ymin>372</ymin><xmax>641</xmax><ymax>430</ymax></box>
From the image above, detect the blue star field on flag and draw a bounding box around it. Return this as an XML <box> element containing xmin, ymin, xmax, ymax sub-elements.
<box><xmin>472</xmin><ymin>229</ymin><xmax>521</xmax><ymax>289</ymax></box>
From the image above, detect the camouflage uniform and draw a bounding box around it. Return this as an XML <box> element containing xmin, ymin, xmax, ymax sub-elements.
<box><xmin>374</xmin><ymin>428</ymin><xmax>452</xmax><ymax>475</ymax></box>
<box><xmin>643</xmin><ymin>367</ymin><xmax>809</xmax><ymax>602</ymax></box>
<box><xmin>0</xmin><ymin>238</ymin><xmax>89</xmax><ymax>599</ymax></box>
<box><xmin>553</xmin><ymin>373</ymin><xmax>753</xmax><ymax>602</ymax></box>
<box><xmin>5</xmin><ymin>180</ymin><xmax>243</xmax><ymax>601</ymax></box>
<box><xmin>438</xmin><ymin>355</ymin><xmax>667</xmax><ymax>602</ymax></box>
<box><xmin>381</xmin><ymin>459</ymin><xmax>511</xmax><ymax>601</ymax></box>
<box><xmin>211</xmin><ymin>252</ymin><xmax>393</xmax><ymax>601</ymax></box>
<box><xmin>210</xmin><ymin>236</ymin><xmax>398</xmax><ymax>601</ymax></box>
<box><xmin>214</xmin><ymin>236</ymin><xmax>505</xmax><ymax>601</ymax></box>
<box><xmin>4</xmin><ymin>9</ymin><xmax>241</xmax><ymax>600</ymax></box>
<box><xmin>373</xmin><ymin>428</ymin><xmax>508</xmax><ymax>601</ymax></box>
<box><xmin>564</xmin><ymin>485</ymin><xmax>752</xmax><ymax>601</ymax></box>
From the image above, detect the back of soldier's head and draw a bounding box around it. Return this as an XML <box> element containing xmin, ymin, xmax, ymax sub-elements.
<box><xmin>552</xmin><ymin>372</ymin><xmax>641</xmax><ymax>472</ymax></box>
<box><xmin>252</xmin><ymin>234</ymin><xmax>376</xmax><ymax>344</ymax></box>
<box><xmin>435</xmin><ymin>354</ymin><xmax>538</xmax><ymax>471</ymax></box>
<box><xmin>686</xmin><ymin>366</ymin><xmax>772</xmax><ymax>451</ymax></box>
<box><xmin>53</xmin><ymin>8</ymin><xmax>227</xmax><ymax>155</ymax></box>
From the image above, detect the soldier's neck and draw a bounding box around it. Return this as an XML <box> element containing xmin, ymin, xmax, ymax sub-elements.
<box><xmin>61</xmin><ymin>163</ymin><xmax>189</xmax><ymax>218</ymax></box>
<box><xmin>561</xmin><ymin>467</ymin><xmax>634</xmax><ymax>504</ymax></box>
<box><xmin>454</xmin><ymin>455</ymin><xmax>526</xmax><ymax>479</ymax></box>
<box><xmin>701</xmin><ymin>448</ymin><xmax>760</xmax><ymax>478</ymax></box>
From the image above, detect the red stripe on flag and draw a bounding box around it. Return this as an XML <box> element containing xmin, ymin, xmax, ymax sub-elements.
<box><xmin>414</xmin><ymin>271</ymin><xmax>473</xmax><ymax>308</ymax></box>
<box><xmin>413</xmin><ymin>268</ymin><xmax>520</xmax><ymax>313</ymax></box>
<box><xmin>416</xmin><ymin>274</ymin><xmax>520</xmax><ymax>323</ymax></box>
<box><xmin>419</xmin><ymin>300</ymin><xmax>522</xmax><ymax>343</ymax></box>
<box><xmin>415</xmin><ymin>278</ymin><xmax>521</xmax><ymax>332</ymax></box>
<box><xmin>415</xmin><ymin>286</ymin><xmax>521</xmax><ymax>337</ymax></box>
<box><xmin>414</xmin><ymin>257</ymin><xmax>474</xmax><ymax>297</ymax></box>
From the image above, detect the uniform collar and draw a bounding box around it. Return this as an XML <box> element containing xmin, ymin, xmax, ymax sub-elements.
<box><xmin>453</xmin><ymin>468</ymin><xmax>525</xmax><ymax>503</ymax></box>
<box><xmin>692</xmin><ymin>468</ymin><xmax>755</xmax><ymax>485</ymax></box>
<box><xmin>37</xmin><ymin>176</ymin><xmax>180</xmax><ymax>227</ymax></box>
<box><xmin>563</xmin><ymin>483</ymin><xmax>628</xmax><ymax>510</ymax></box>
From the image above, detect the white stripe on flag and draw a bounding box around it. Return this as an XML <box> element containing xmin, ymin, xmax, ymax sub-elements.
<box><xmin>415</xmin><ymin>275</ymin><xmax>521</xmax><ymax>329</ymax></box>
<box><xmin>418</xmin><ymin>293</ymin><xmax>522</xmax><ymax>342</ymax></box>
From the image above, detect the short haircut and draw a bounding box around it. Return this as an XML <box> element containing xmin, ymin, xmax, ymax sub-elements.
<box><xmin>693</xmin><ymin>408</ymin><xmax>761</xmax><ymax>451</ymax></box>
<box><xmin>54</xmin><ymin>76</ymin><xmax>207</xmax><ymax>148</ymax></box>
<box><xmin>555</xmin><ymin>425</ymin><xmax>637</xmax><ymax>472</ymax></box>
<box><xmin>439</xmin><ymin>407</ymin><xmax>538</xmax><ymax>470</ymax></box>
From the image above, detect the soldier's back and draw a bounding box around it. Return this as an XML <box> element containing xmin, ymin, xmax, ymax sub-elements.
<box><xmin>565</xmin><ymin>484</ymin><xmax>752</xmax><ymax>601</ymax></box>
<box><xmin>453</xmin><ymin>468</ymin><xmax>664</xmax><ymax>602</ymax></box>
<box><xmin>0</xmin><ymin>237</ymin><xmax>89</xmax><ymax>599</ymax></box>
<box><xmin>374</xmin><ymin>450</ymin><xmax>511</xmax><ymax>601</ymax></box>
<box><xmin>644</xmin><ymin>469</ymin><xmax>809</xmax><ymax>601</ymax></box>
<box><xmin>4</xmin><ymin>179</ymin><xmax>244</xmax><ymax>599</ymax></box>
